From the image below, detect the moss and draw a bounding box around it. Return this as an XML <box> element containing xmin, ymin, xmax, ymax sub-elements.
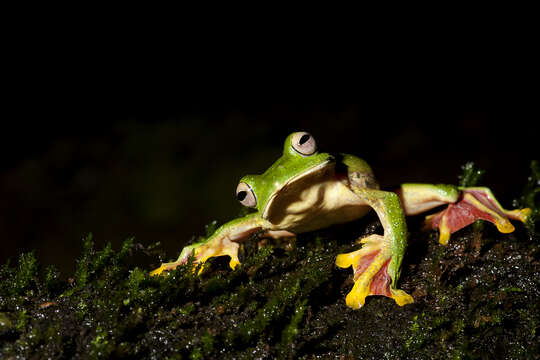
<box><xmin>458</xmin><ymin>161</ymin><xmax>485</xmax><ymax>187</ymax></box>
<box><xmin>199</xmin><ymin>330</ymin><xmax>215</xmax><ymax>355</ymax></box>
<box><xmin>73</xmin><ymin>233</ymin><xmax>94</xmax><ymax>289</ymax></box>
<box><xmin>15</xmin><ymin>309</ymin><xmax>29</xmax><ymax>331</ymax></box>
<box><xmin>43</xmin><ymin>265</ymin><xmax>63</xmax><ymax>295</ymax></box>
<box><xmin>0</xmin><ymin>312</ymin><xmax>12</xmax><ymax>331</ymax></box>
<box><xmin>515</xmin><ymin>160</ymin><xmax>540</xmax><ymax>234</ymax></box>
<box><xmin>3</xmin><ymin>252</ymin><xmax>40</xmax><ymax>297</ymax></box>
<box><xmin>90</xmin><ymin>325</ymin><xmax>111</xmax><ymax>359</ymax></box>
<box><xmin>280</xmin><ymin>299</ymin><xmax>307</xmax><ymax>350</ymax></box>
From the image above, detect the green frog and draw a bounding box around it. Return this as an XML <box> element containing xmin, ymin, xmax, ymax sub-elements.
<box><xmin>151</xmin><ymin>132</ymin><xmax>530</xmax><ymax>309</ymax></box>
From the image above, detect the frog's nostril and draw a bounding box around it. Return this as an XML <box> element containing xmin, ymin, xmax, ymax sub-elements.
<box><xmin>237</xmin><ymin>191</ymin><xmax>247</xmax><ymax>201</ymax></box>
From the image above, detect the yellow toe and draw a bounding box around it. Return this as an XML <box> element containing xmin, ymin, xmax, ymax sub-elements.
<box><xmin>506</xmin><ymin>208</ymin><xmax>532</xmax><ymax>223</ymax></box>
<box><xmin>150</xmin><ymin>265</ymin><xmax>166</xmax><ymax>277</ymax></box>
<box><xmin>345</xmin><ymin>280</ymin><xmax>370</xmax><ymax>309</ymax></box>
<box><xmin>229</xmin><ymin>258</ymin><xmax>240</xmax><ymax>270</ymax></box>
<box><xmin>345</xmin><ymin>290</ymin><xmax>365</xmax><ymax>309</ymax></box>
<box><xmin>390</xmin><ymin>289</ymin><xmax>414</xmax><ymax>306</ymax></box>
<box><xmin>495</xmin><ymin>220</ymin><xmax>515</xmax><ymax>233</ymax></box>
<box><xmin>439</xmin><ymin>226</ymin><xmax>451</xmax><ymax>246</ymax></box>
<box><xmin>336</xmin><ymin>250</ymin><xmax>362</xmax><ymax>269</ymax></box>
<box><xmin>194</xmin><ymin>263</ymin><xmax>206</xmax><ymax>275</ymax></box>
<box><xmin>437</xmin><ymin>214</ymin><xmax>451</xmax><ymax>245</ymax></box>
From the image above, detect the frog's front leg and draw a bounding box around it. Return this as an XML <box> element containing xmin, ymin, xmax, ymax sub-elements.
<box><xmin>150</xmin><ymin>214</ymin><xmax>270</xmax><ymax>276</ymax></box>
<box><xmin>336</xmin><ymin>187</ymin><xmax>414</xmax><ymax>309</ymax></box>
<box><xmin>397</xmin><ymin>184</ymin><xmax>531</xmax><ymax>245</ymax></box>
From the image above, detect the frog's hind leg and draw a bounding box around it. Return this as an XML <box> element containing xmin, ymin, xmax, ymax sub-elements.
<box><xmin>398</xmin><ymin>184</ymin><xmax>531</xmax><ymax>245</ymax></box>
<box><xmin>336</xmin><ymin>234</ymin><xmax>413</xmax><ymax>309</ymax></box>
<box><xmin>336</xmin><ymin>187</ymin><xmax>414</xmax><ymax>309</ymax></box>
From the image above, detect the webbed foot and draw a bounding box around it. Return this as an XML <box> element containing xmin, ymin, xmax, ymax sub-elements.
<box><xmin>336</xmin><ymin>235</ymin><xmax>414</xmax><ymax>309</ymax></box>
<box><xmin>150</xmin><ymin>237</ymin><xmax>240</xmax><ymax>276</ymax></box>
<box><xmin>425</xmin><ymin>187</ymin><xmax>531</xmax><ymax>245</ymax></box>
<box><xmin>150</xmin><ymin>214</ymin><xmax>268</xmax><ymax>277</ymax></box>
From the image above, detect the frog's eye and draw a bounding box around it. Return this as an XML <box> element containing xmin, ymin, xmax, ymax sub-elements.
<box><xmin>291</xmin><ymin>132</ymin><xmax>317</xmax><ymax>156</ymax></box>
<box><xmin>236</xmin><ymin>182</ymin><xmax>257</xmax><ymax>208</ymax></box>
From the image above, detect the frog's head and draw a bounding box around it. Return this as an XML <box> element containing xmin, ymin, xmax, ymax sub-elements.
<box><xmin>235</xmin><ymin>131</ymin><xmax>334</xmax><ymax>222</ymax></box>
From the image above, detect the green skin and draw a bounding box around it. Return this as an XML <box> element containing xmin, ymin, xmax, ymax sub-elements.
<box><xmin>151</xmin><ymin>132</ymin><xmax>529</xmax><ymax>309</ymax></box>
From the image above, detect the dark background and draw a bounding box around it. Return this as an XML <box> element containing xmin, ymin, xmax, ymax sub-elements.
<box><xmin>0</xmin><ymin>108</ymin><xmax>537</xmax><ymax>275</ymax></box>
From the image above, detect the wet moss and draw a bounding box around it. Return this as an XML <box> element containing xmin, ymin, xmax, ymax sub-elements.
<box><xmin>458</xmin><ymin>161</ymin><xmax>485</xmax><ymax>187</ymax></box>
<box><xmin>1</xmin><ymin>162</ymin><xmax>538</xmax><ymax>359</ymax></box>
<box><xmin>515</xmin><ymin>160</ymin><xmax>540</xmax><ymax>235</ymax></box>
<box><xmin>0</xmin><ymin>251</ymin><xmax>39</xmax><ymax>298</ymax></box>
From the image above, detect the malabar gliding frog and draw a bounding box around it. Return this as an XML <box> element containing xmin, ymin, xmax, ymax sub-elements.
<box><xmin>151</xmin><ymin>132</ymin><xmax>531</xmax><ymax>309</ymax></box>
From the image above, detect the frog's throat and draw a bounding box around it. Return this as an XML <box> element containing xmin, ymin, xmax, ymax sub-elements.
<box><xmin>261</xmin><ymin>159</ymin><xmax>334</xmax><ymax>221</ymax></box>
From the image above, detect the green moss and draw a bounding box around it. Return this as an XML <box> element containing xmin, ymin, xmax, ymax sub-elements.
<box><xmin>458</xmin><ymin>161</ymin><xmax>485</xmax><ymax>187</ymax></box>
<box><xmin>15</xmin><ymin>310</ymin><xmax>29</xmax><ymax>331</ymax></box>
<box><xmin>0</xmin><ymin>312</ymin><xmax>12</xmax><ymax>331</ymax></box>
<box><xmin>73</xmin><ymin>233</ymin><xmax>94</xmax><ymax>289</ymax></box>
<box><xmin>179</xmin><ymin>303</ymin><xmax>195</xmax><ymax>315</ymax></box>
<box><xmin>515</xmin><ymin>160</ymin><xmax>540</xmax><ymax>235</ymax></box>
<box><xmin>200</xmin><ymin>330</ymin><xmax>215</xmax><ymax>354</ymax></box>
<box><xmin>90</xmin><ymin>326</ymin><xmax>111</xmax><ymax>359</ymax></box>
<box><xmin>6</xmin><ymin>252</ymin><xmax>39</xmax><ymax>297</ymax></box>
<box><xmin>280</xmin><ymin>299</ymin><xmax>307</xmax><ymax>348</ymax></box>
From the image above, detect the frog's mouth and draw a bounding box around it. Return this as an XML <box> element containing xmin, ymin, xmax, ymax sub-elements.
<box><xmin>262</xmin><ymin>159</ymin><xmax>335</xmax><ymax>222</ymax></box>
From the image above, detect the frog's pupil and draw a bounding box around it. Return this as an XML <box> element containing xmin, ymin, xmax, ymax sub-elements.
<box><xmin>299</xmin><ymin>134</ymin><xmax>310</xmax><ymax>145</ymax></box>
<box><xmin>237</xmin><ymin>191</ymin><xmax>247</xmax><ymax>201</ymax></box>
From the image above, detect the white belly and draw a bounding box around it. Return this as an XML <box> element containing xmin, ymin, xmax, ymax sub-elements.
<box><xmin>265</xmin><ymin>179</ymin><xmax>371</xmax><ymax>233</ymax></box>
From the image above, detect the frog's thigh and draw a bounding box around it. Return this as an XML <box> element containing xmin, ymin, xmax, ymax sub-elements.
<box><xmin>396</xmin><ymin>183</ymin><xmax>459</xmax><ymax>215</ymax></box>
